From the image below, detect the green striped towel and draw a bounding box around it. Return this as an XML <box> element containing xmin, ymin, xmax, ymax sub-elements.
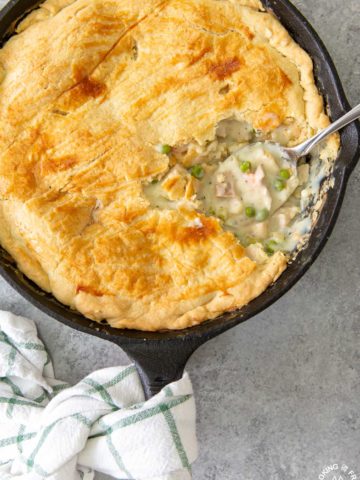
<box><xmin>0</xmin><ymin>311</ymin><xmax>197</xmax><ymax>479</ymax></box>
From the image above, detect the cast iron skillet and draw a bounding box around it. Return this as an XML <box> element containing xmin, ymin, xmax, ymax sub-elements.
<box><xmin>0</xmin><ymin>0</ymin><xmax>359</xmax><ymax>398</ymax></box>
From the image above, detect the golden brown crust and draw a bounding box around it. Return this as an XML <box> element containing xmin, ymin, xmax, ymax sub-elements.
<box><xmin>0</xmin><ymin>0</ymin><xmax>336</xmax><ymax>330</ymax></box>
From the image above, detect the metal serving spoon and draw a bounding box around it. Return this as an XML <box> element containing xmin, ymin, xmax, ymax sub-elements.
<box><xmin>282</xmin><ymin>103</ymin><xmax>360</xmax><ymax>162</ymax></box>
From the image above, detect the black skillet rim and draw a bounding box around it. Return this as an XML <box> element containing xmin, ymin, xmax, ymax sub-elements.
<box><xmin>0</xmin><ymin>0</ymin><xmax>359</xmax><ymax>345</ymax></box>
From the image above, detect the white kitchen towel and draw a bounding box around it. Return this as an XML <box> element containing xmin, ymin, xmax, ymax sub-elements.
<box><xmin>0</xmin><ymin>310</ymin><xmax>197</xmax><ymax>480</ymax></box>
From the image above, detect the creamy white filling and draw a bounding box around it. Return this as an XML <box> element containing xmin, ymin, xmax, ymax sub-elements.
<box><xmin>143</xmin><ymin>118</ymin><xmax>327</xmax><ymax>258</ymax></box>
<box><xmin>197</xmin><ymin>143</ymin><xmax>305</xmax><ymax>251</ymax></box>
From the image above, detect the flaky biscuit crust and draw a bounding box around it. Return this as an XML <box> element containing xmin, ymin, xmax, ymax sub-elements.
<box><xmin>0</xmin><ymin>0</ymin><xmax>337</xmax><ymax>330</ymax></box>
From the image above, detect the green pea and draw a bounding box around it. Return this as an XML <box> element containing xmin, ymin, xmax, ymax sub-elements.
<box><xmin>151</xmin><ymin>178</ymin><xmax>159</xmax><ymax>184</ymax></box>
<box><xmin>208</xmin><ymin>207</ymin><xmax>216</xmax><ymax>216</ymax></box>
<box><xmin>256</xmin><ymin>208</ymin><xmax>269</xmax><ymax>222</ymax></box>
<box><xmin>279</xmin><ymin>168</ymin><xmax>291</xmax><ymax>180</ymax></box>
<box><xmin>264</xmin><ymin>239</ymin><xmax>278</xmax><ymax>256</ymax></box>
<box><xmin>245</xmin><ymin>206</ymin><xmax>256</xmax><ymax>218</ymax></box>
<box><xmin>189</xmin><ymin>164</ymin><xmax>204</xmax><ymax>179</ymax></box>
<box><xmin>240</xmin><ymin>160</ymin><xmax>251</xmax><ymax>173</ymax></box>
<box><xmin>157</xmin><ymin>144</ymin><xmax>172</xmax><ymax>155</ymax></box>
<box><xmin>274</xmin><ymin>178</ymin><xmax>286</xmax><ymax>191</ymax></box>
<box><xmin>245</xmin><ymin>235</ymin><xmax>257</xmax><ymax>245</ymax></box>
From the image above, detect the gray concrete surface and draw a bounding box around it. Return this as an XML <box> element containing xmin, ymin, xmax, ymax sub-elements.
<box><xmin>0</xmin><ymin>0</ymin><xmax>359</xmax><ymax>479</ymax></box>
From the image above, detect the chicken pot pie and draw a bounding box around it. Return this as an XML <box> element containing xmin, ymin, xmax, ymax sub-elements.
<box><xmin>0</xmin><ymin>0</ymin><xmax>339</xmax><ymax>330</ymax></box>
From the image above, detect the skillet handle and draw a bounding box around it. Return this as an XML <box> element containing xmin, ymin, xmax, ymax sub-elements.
<box><xmin>117</xmin><ymin>338</ymin><xmax>203</xmax><ymax>399</ymax></box>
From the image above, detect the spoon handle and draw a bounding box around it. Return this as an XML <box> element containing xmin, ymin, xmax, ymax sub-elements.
<box><xmin>294</xmin><ymin>103</ymin><xmax>360</xmax><ymax>157</ymax></box>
